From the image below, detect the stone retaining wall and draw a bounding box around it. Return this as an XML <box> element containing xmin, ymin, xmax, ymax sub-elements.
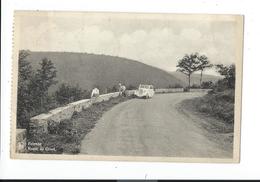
<box><xmin>29</xmin><ymin>91</ymin><xmax>133</xmax><ymax>134</ymax></box>
<box><xmin>94</xmin><ymin>92</ymin><xmax>119</xmax><ymax>103</ymax></box>
<box><xmin>155</xmin><ymin>88</ymin><xmax>184</xmax><ymax>93</ymax></box>
<box><xmin>189</xmin><ymin>88</ymin><xmax>212</xmax><ymax>92</ymax></box>
<box><xmin>16</xmin><ymin>129</ymin><xmax>27</xmax><ymax>153</ymax></box>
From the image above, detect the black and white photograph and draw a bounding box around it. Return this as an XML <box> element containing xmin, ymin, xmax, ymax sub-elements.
<box><xmin>11</xmin><ymin>11</ymin><xmax>243</xmax><ymax>162</ymax></box>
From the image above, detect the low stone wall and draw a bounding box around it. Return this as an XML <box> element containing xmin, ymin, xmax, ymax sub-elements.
<box><xmin>69</xmin><ymin>99</ymin><xmax>92</xmax><ymax>112</ymax></box>
<box><xmin>125</xmin><ymin>90</ymin><xmax>136</xmax><ymax>96</ymax></box>
<box><xmin>30</xmin><ymin>103</ymin><xmax>86</xmax><ymax>134</ymax></box>
<box><xmin>16</xmin><ymin>129</ymin><xmax>27</xmax><ymax>153</ymax></box>
<box><xmin>155</xmin><ymin>88</ymin><xmax>184</xmax><ymax>93</ymax></box>
<box><xmin>29</xmin><ymin>91</ymin><xmax>135</xmax><ymax>134</ymax></box>
<box><xmin>155</xmin><ymin>88</ymin><xmax>211</xmax><ymax>94</ymax></box>
<box><xmin>94</xmin><ymin>92</ymin><xmax>119</xmax><ymax>103</ymax></box>
<box><xmin>189</xmin><ymin>88</ymin><xmax>212</xmax><ymax>92</ymax></box>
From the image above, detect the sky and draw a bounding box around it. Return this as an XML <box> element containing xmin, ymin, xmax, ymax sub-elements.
<box><xmin>16</xmin><ymin>12</ymin><xmax>239</xmax><ymax>75</ymax></box>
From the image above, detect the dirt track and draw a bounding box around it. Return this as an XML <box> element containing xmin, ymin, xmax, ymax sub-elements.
<box><xmin>80</xmin><ymin>92</ymin><xmax>233</xmax><ymax>158</ymax></box>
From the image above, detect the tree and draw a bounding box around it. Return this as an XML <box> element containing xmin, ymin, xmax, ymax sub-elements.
<box><xmin>201</xmin><ymin>81</ymin><xmax>214</xmax><ymax>89</ymax></box>
<box><xmin>176</xmin><ymin>53</ymin><xmax>200</xmax><ymax>90</ymax></box>
<box><xmin>126</xmin><ymin>84</ymin><xmax>137</xmax><ymax>90</ymax></box>
<box><xmin>17</xmin><ymin>50</ymin><xmax>34</xmax><ymax>128</ymax></box>
<box><xmin>31</xmin><ymin>58</ymin><xmax>57</xmax><ymax>112</ymax></box>
<box><xmin>17</xmin><ymin>54</ymin><xmax>59</xmax><ymax>127</ymax></box>
<box><xmin>168</xmin><ymin>83</ymin><xmax>182</xmax><ymax>88</ymax></box>
<box><xmin>107</xmin><ymin>85</ymin><xmax>119</xmax><ymax>93</ymax></box>
<box><xmin>215</xmin><ymin>64</ymin><xmax>235</xmax><ymax>89</ymax></box>
<box><xmin>197</xmin><ymin>55</ymin><xmax>213</xmax><ymax>87</ymax></box>
<box><xmin>55</xmin><ymin>83</ymin><xmax>89</xmax><ymax>105</ymax></box>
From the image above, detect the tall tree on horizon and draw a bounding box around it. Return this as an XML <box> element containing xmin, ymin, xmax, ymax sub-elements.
<box><xmin>197</xmin><ymin>54</ymin><xmax>213</xmax><ymax>88</ymax></box>
<box><xmin>176</xmin><ymin>53</ymin><xmax>200</xmax><ymax>90</ymax></box>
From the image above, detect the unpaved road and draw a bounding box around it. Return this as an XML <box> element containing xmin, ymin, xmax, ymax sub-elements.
<box><xmin>80</xmin><ymin>92</ymin><xmax>232</xmax><ymax>158</ymax></box>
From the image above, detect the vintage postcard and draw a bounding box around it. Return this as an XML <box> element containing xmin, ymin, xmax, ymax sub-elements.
<box><xmin>11</xmin><ymin>11</ymin><xmax>243</xmax><ymax>162</ymax></box>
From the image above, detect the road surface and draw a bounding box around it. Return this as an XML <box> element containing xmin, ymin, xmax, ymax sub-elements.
<box><xmin>80</xmin><ymin>92</ymin><xmax>232</xmax><ymax>158</ymax></box>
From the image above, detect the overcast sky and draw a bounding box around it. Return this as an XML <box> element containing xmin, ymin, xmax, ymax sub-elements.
<box><xmin>17</xmin><ymin>12</ymin><xmax>238</xmax><ymax>75</ymax></box>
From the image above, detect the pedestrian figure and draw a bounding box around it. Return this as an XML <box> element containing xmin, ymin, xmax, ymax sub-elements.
<box><xmin>91</xmin><ymin>87</ymin><xmax>99</xmax><ymax>98</ymax></box>
<box><xmin>118</xmin><ymin>83</ymin><xmax>126</xmax><ymax>97</ymax></box>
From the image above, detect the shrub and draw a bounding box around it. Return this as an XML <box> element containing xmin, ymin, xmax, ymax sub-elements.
<box><xmin>28</xmin><ymin>118</ymin><xmax>81</xmax><ymax>154</ymax></box>
<box><xmin>198</xmin><ymin>103</ymin><xmax>210</xmax><ymax>113</ymax></box>
<box><xmin>55</xmin><ymin>83</ymin><xmax>90</xmax><ymax>105</ymax></box>
<box><xmin>71</xmin><ymin>111</ymin><xmax>80</xmax><ymax>119</ymax></box>
<box><xmin>62</xmin><ymin>143</ymin><xmax>80</xmax><ymax>154</ymax></box>
<box><xmin>126</xmin><ymin>84</ymin><xmax>137</xmax><ymax>90</ymax></box>
<box><xmin>191</xmin><ymin>84</ymin><xmax>200</xmax><ymax>88</ymax></box>
<box><xmin>183</xmin><ymin>87</ymin><xmax>190</xmax><ymax>92</ymax></box>
<box><xmin>212</xmin><ymin>79</ymin><xmax>229</xmax><ymax>92</ymax></box>
<box><xmin>107</xmin><ymin>85</ymin><xmax>118</xmax><ymax>93</ymax></box>
<box><xmin>195</xmin><ymin>90</ymin><xmax>235</xmax><ymax>124</ymax></box>
<box><xmin>47</xmin><ymin>120</ymin><xmax>59</xmax><ymax>134</ymax></box>
<box><xmin>27</xmin><ymin>133</ymin><xmax>64</xmax><ymax>154</ymax></box>
<box><xmin>58</xmin><ymin>119</ymin><xmax>73</xmax><ymax>135</ymax></box>
<box><xmin>45</xmin><ymin>95</ymin><xmax>59</xmax><ymax>111</ymax></box>
<box><xmin>215</xmin><ymin>64</ymin><xmax>235</xmax><ymax>89</ymax></box>
<box><xmin>168</xmin><ymin>83</ymin><xmax>183</xmax><ymax>88</ymax></box>
<box><xmin>201</xmin><ymin>81</ymin><xmax>214</xmax><ymax>89</ymax></box>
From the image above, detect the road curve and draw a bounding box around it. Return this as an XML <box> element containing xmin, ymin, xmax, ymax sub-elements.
<box><xmin>80</xmin><ymin>92</ymin><xmax>232</xmax><ymax>158</ymax></box>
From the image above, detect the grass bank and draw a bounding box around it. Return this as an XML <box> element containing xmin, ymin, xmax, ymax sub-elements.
<box><xmin>177</xmin><ymin>90</ymin><xmax>235</xmax><ymax>151</ymax></box>
<box><xmin>185</xmin><ymin>89</ymin><xmax>235</xmax><ymax>127</ymax></box>
<box><xmin>180</xmin><ymin>89</ymin><xmax>234</xmax><ymax>136</ymax></box>
<box><xmin>27</xmin><ymin>95</ymin><xmax>133</xmax><ymax>154</ymax></box>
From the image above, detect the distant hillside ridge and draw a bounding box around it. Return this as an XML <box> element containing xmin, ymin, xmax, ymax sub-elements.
<box><xmin>24</xmin><ymin>51</ymin><xmax>184</xmax><ymax>92</ymax></box>
<box><xmin>170</xmin><ymin>71</ymin><xmax>221</xmax><ymax>86</ymax></box>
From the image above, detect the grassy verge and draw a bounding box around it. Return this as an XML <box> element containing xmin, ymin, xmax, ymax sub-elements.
<box><xmin>177</xmin><ymin>90</ymin><xmax>235</xmax><ymax>151</ymax></box>
<box><xmin>27</xmin><ymin>95</ymin><xmax>133</xmax><ymax>154</ymax></box>
<box><xmin>179</xmin><ymin>89</ymin><xmax>235</xmax><ymax>137</ymax></box>
<box><xmin>185</xmin><ymin>89</ymin><xmax>235</xmax><ymax>128</ymax></box>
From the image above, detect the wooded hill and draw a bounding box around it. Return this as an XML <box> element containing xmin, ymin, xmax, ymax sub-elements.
<box><xmin>25</xmin><ymin>51</ymin><xmax>185</xmax><ymax>92</ymax></box>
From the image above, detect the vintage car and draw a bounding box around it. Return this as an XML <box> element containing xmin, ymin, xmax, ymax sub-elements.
<box><xmin>134</xmin><ymin>84</ymin><xmax>155</xmax><ymax>98</ymax></box>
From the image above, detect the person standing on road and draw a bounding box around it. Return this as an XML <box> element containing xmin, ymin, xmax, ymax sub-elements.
<box><xmin>118</xmin><ymin>83</ymin><xmax>126</xmax><ymax>97</ymax></box>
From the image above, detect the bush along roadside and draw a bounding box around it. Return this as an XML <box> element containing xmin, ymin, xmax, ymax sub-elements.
<box><xmin>26</xmin><ymin>95</ymin><xmax>133</xmax><ymax>154</ymax></box>
<box><xmin>196</xmin><ymin>89</ymin><xmax>234</xmax><ymax>123</ymax></box>
<box><xmin>180</xmin><ymin>63</ymin><xmax>235</xmax><ymax>134</ymax></box>
<box><xmin>181</xmin><ymin>89</ymin><xmax>235</xmax><ymax>134</ymax></box>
